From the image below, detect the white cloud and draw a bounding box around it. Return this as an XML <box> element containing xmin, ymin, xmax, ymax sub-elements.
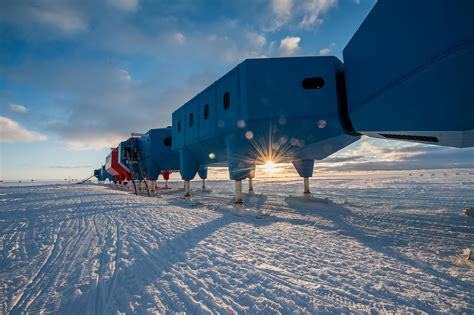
<box><xmin>49</xmin><ymin>165</ymin><xmax>91</xmax><ymax>169</ymax></box>
<box><xmin>332</xmin><ymin>137</ymin><xmax>422</xmax><ymax>163</ymax></box>
<box><xmin>246</xmin><ymin>32</ymin><xmax>266</xmax><ymax>49</ymax></box>
<box><xmin>27</xmin><ymin>4</ymin><xmax>87</xmax><ymax>34</ymax></box>
<box><xmin>117</xmin><ymin>68</ymin><xmax>132</xmax><ymax>81</ymax></box>
<box><xmin>23</xmin><ymin>60</ymin><xmax>217</xmax><ymax>150</ymax></box>
<box><xmin>107</xmin><ymin>0</ymin><xmax>139</xmax><ymax>12</ymax></box>
<box><xmin>64</xmin><ymin>133</ymin><xmax>125</xmax><ymax>151</ymax></box>
<box><xmin>8</xmin><ymin>104</ymin><xmax>28</xmax><ymax>114</ymax></box>
<box><xmin>318</xmin><ymin>136</ymin><xmax>474</xmax><ymax>172</ymax></box>
<box><xmin>352</xmin><ymin>139</ymin><xmax>421</xmax><ymax>162</ymax></box>
<box><xmin>299</xmin><ymin>0</ymin><xmax>338</xmax><ymax>28</ymax></box>
<box><xmin>279</xmin><ymin>36</ymin><xmax>301</xmax><ymax>55</ymax></box>
<box><xmin>319</xmin><ymin>42</ymin><xmax>336</xmax><ymax>56</ymax></box>
<box><xmin>267</xmin><ymin>0</ymin><xmax>338</xmax><ymax>30</ymax></box>
<box><xmin>171</xmin><ymin>32</ymin><xmax>186</xmax><ymax>45</ymax></box>
<box><xmin>272</xmin><ymin>0</ymin><xmax>293</xmax><ymax>16</ymax></box>
<box><xmin>0</xmin><ymin>116</ymin><xmax>47</xmax><ymax>143</ymax></box>
<box><xmin>271</xmin><ymin>0</ymin><xmax>294</xmax><ymax>28</ymax></box>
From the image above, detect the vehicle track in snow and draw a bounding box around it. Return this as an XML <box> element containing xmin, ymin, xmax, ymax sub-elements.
<box><xmin>0</xmin><ymin>177</ymin><xmax>473</xmax><ymax>314</ymax></box>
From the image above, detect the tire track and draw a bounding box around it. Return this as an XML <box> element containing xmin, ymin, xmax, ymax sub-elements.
<box><xmin>104</xmin><ymin>221</ymin><xmax>121</xmax><ymax>312</ymax></box>
<box><xmin>9</xmin><ymin>221</ymin><xmax>65</xmax><ymax>313</ymax></box>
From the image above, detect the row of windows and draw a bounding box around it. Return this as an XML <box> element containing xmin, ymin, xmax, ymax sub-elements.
<box><xmin>175</xmin><ymin>77</ymin><xmax>325</xmax><ymax>133</ymax></box>
<box><xmin>146</xmin><ymin>136</ymin><xmax>172</xmax><ymax>146</ymax></box>
<box><xmin>177</xmin><ymin>91</ymin><xmax>231</xmax><ymax>132</ymax></box>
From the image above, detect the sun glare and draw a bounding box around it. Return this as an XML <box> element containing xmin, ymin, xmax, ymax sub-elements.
<box><xmin>262</xmin><ymin>161</ymin><xmax>277</xmax><ymax>173</ymax></box>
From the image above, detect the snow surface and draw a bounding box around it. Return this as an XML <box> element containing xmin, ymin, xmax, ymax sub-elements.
<box><xmin>1</xmin><ymin>173</ymin><xmax>473</xmax><ymax>313</ymax></box>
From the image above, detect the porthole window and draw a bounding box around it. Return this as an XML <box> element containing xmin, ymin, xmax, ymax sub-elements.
<box><xmin>302</xmin><ymin>77</ymin><xmax>325</xmax><ymax>89</ymax></box>
<box><xmin>223</xmin><ymin>92</ymin><xmax>230</xmax><ymax>110</ymax></box>
<box><xmin>177</xmin><ymin>120</ymin><xmax>181</xmax><ymax>132</ymax></box>
<box><xmin>163</xmin><ymin>136</ymin><xmax>172</xmax><ymax>146</ymax></box>
<box><xmin>204</xmin><ymin>104</ymin><xmax>209</xmax><ymax>120</ymax></box>
<box><xmin>189</xmin><ymin>113</ymin><xmax>194</xmax><ymax>127</ymax></box>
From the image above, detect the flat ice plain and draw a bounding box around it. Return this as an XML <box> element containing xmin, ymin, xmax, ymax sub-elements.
<box><xmin>1</xmin><ymin>172</ymin><xmax>473</xmax><ymax>313</ymax></box>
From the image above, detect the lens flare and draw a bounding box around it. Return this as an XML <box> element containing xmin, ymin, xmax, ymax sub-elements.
<box><xmin>262</xmin><ymin>160</ymin><xmax>276</xmax><ymax>173</ymax></box>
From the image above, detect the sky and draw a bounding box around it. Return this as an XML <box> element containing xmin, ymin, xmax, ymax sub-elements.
<box><xmin>0</xmin><ymin>0</ymin><xmax>473</xmax><ymax>180</ymax></box>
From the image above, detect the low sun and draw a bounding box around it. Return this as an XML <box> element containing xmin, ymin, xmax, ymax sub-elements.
<box><xmin>262</xmin><ymin>161</ymin><xmax>277</xmax><ymax>173</ymax></box>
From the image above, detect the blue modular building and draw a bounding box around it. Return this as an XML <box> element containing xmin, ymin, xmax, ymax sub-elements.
<box><xmin>344</xmin><ymin>0</ymin><xmax>474</xmax><ymax>148</ymax></box>
<box><xmin>138</xmin><ymin>127</ymin><xmax>181</xmax><ymax>182</ymax></box>
<box><xmin>173</xmin><ymin>56</ymin><xmax>359</xmax><ymax>199</ymax></box>
<box><xmin>172</xmin><ymin>0</ymin><xmax>473</xmax><ymax>202</ymax></box>
<box><xmin>92</xmin><ymin>0</ymin><xmax>472</xmax><ymax>201</ymax></box>
<box><xmin>93</xmin><ymin>168</ymin><xmax>101</xmax><ymax>180</ymax></box>
<box><xmin>99</xmin><ymin>165</ymin><xmax>114</xmax><ymax>182</ymax></box>
<box><xmin>93</xmin><ymin>166</ymin><xmax>113</xmax><ymax>182</ymax></box>
<box><xmin>116</xmin><ymin>128</ymin><xmax>208</xmax><ymax>194</ymax></box>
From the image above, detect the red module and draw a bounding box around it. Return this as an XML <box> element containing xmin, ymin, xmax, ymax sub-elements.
<box><xmin>105</xmin><ymin>148</ymin><xmax>131</xmax><ymax>182</ymax></box>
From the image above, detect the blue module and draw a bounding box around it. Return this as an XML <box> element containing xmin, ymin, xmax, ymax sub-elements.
<box><xmin>138</xmin><ymin>127</ymin><xmax>181</xmax><ymax>181</ymax></box>
<box><xmin>93</xmin><ymin>168</ymin><xmax>101</xmax><ymax>180</ymax></box>
<box><xmin>173</xmin><ymin>56</ymin><xmax>359</xmax><ymax>197</ymax></box>
<box><xmin>94</xmin><ymin>166</ymin><xmax>112</xmax><ymax>182</ymax></box>
<box><xmin>99</xmin><ymin>165</ymin><xmax>113</xmax><ymax>182</ymax></box>
<box><xmin>344</xmin><ymin>0</ymin><xmax>474</xmax><ymax>148</ymax></box>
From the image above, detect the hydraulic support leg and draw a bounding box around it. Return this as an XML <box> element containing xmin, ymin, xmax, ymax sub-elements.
<box><xmin>303</xmin><ymin>177</ymin><xmax>310</xmax><ymax>196</ymax></box>
<box><xmin>234</xmin><ymin>180</ymin><xmax>243</xmax><ymax>204</ymax></box>
<box><xmin>184</xmin><ymin>180</ymin><xmax>191</xmax><ymax>197</ymax></box>
<box><xmin>248</xmin><ymin>177</ymin><xmax>254</xmax><ymax>193</ymax></box>
<box><xmin>226</xmin><ymin>135</ymin><xmax>255</xmax><ymax>205</ymax></box>
<box><xmin>198</xmin><ymin>165</ymin><xmax>208</xmax><ymax>190</ymax></box>
<box><xmin>180</xmin><ymin>149</ymin><xmax>199</xmax><ymax>197</ymax></box>
<box><xmin>292</xmin><ymin>159</ymin><xmax>314</xmax><ymax>197</ymax></box>
<box><xmin>149</xmin><ymin>180</ymin><xmax>156</xmax><ymax>195</ymax></box>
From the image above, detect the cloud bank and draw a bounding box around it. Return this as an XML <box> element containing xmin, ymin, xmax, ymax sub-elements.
<box><xmin>0</xmin><ymin>116</ymin><xmax>47</xmax><ymax>143</ymax></box>
<box><xmin>316</xmin><ymin>137</ymin><xmax>474</xmax><ymax>171</ymax></box>
<box><xmin>3</xmin><ymin>1</ymin><xmax>470</xmax><ymax>173</ymax></box>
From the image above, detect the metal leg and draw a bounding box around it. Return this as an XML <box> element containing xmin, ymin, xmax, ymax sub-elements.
<box><xmin>142</xmin><ymin>180</ymin><xmax>151</xmax><ymax>196</ymax></box>
<box><xmin>132</xmin><ymin>180</ymin><xmax>138</xmax><ymax>195</ymax></box>
<box><xmin>234</xmin><ymin>180</ymin><xmax>243</xmax><ymax>204</ymax></box>
<box><xmin>184</xmin><ymin>180</ymin><xmax>191</xmax><ymax>197</ymax></box>
<box><xmin>303</xmin><ymin>177</ymin><xmax>311</xmax><ymax>196</ymax></box>
<box><xmin>248</xmin><ymin>177</ymin><xmax>254</xmax><ymax>192</ymax></box>
<box><xmin>149</xmin><ymin>180</ymin><xmax>156</xmax><ymax>195</ymax></box>
<box><xmin>202</xmin><ymin>179</ymin><xmax>206</xmax><ymax>189</ymax></box>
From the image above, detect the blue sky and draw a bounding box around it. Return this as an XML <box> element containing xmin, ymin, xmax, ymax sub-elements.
<box><xmin>1</xmin><ymin>0</ymin><xmax>472</xmax><ymax>180</ymax></box>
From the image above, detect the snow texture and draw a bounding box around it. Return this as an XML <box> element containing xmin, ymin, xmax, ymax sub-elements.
<box><xmin>1</xmin><ymin>173</ymin><xmax>473</xmax><ymax>313</ymax></box>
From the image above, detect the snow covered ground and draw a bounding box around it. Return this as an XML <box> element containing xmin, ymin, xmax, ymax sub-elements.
<box><xmin>1</xmin><ymin>172</ymin><xmax>473</xmax><ymax>313</ymax></box>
